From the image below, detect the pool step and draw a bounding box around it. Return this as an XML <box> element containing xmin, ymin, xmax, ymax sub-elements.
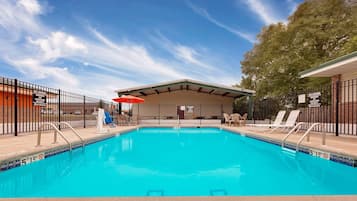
<box><xmin>146</xmin><ymin>189</ymin><xmax>164</xmax><ymax>196</ymax></box>
<box><xmin>282</xmin><ymin>147</ymin><xmax>296</xmax><ymax>158</ymax></box>
<box><xmin>210</xmin><ymin>189</ymin><xmax>227</xmax><ymax>196</ymax></box>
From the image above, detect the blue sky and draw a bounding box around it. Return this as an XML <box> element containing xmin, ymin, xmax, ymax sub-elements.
<box><xmin>0</xmin><ymin>0</ymin><xmax>301</xmax><ymax>99</ymax></box>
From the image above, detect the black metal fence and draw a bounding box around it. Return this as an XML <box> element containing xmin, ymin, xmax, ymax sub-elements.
<box><xmin>1</xmin><ymin>77</ymin><xmax>116</xmax><ymax>136</ymax></box>
<box><xmin>251</xmin><ymin>78</ymin><xmax>357</xmax><ymax>136</ymax></box>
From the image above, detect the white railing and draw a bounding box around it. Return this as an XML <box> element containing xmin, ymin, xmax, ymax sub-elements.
<box><xmin>54</xmin><ymin>122</ymin><xmax>85</xmax><ymax>147</ymax></box>
<box><xmin>37</xmin><ymin>122</ymin><xmax>85</xmax><ymax>151</ymax></box>
<box><xmin>37</xmin><ymin>122</ymin><xmax>72</xmax><ymax>151</ymax></box>
<box><xmin>296</xmin><ymin>123</ymin><xmax>324</xmax><ymax>151</ymax></box>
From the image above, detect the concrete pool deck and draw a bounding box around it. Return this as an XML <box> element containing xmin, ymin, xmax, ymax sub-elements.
<box><xmin>0</xmin><ymin>126</ymin><xmax>138</xmax><ymax>162</ymax></box>
<box><xmin>224</xmin><ymin>126</ymin><xmax>357</xmax><ymax>160</ymax></box>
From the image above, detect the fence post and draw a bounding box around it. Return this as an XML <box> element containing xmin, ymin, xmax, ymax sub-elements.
<box><xmin>335</xmin><ymin>80</ymin><xmax>339</xmax><ymax>136</ymax></box>
<box><xmin>58</xmin><ymin>89</ymin><xmax>61</xmax><ymax>130</ymax></box>
<box><xmin>83</xmin><ymin>96</ymin><xmax>86</xmax><ymax>128</ymax></box>
<box><xmin>14</xmin><ymin>79</ymin><xmax>18</xmax><ymax>136</ymax></box>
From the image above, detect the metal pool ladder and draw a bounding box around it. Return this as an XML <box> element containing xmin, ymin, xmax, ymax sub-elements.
<box><xmin>281</xmin><ymin>122</ymin><xmax>306</xmax><ymax>149</ymax></box>
<box><xmin>55</xmin><ymin>122</ymin><xmax>85</xmax><ymax>147</ymax></box>
<box><xmin>37</xmin><ymin>122</ymin><xmax>85</xmax><ymax>151</ymax></box>
<box><xmin>295</xmin><ymin>123</ymin><xmax>322</xmax><ymax>151</ymax></box>
<box><xmin>282</xmin><ymin>123</ymin><xmax>323</xmax><ymax>151</ymax></box>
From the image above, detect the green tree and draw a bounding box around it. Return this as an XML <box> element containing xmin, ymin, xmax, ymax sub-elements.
<box><xmin>240</xmin><ymin>0</ymin><xmax>357</xmax><ymax>104</ymax></box>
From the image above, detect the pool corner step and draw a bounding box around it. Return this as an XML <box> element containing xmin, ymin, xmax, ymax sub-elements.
<box><xmin>282</xmin><ymin>147</ymin><xmax>297</xmax><ymax>158</ymax></box>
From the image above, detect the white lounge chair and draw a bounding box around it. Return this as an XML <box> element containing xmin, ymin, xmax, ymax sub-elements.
<box><xmin>231</xmin><ymin>113</ymin><xmax>240</xmax><ymax>126</ymax></box>
<box><xmin>239</xmin><ymin>113</ymin><xmax>248</xmax><ymax>126</ymax></box>
<box><xmin>223</xmin><ymin>113</ymin><xmax>233</xmax><ymax>126</ymax></box>
<box><xmin>268</xmin><ymin>110</ymin><xmax>300</xmax><ymax>133</ymax></box>
<box><xmin>247</xmin><ymin>110</ymin><xmax>286</xmax><ymax>127</ymax></box>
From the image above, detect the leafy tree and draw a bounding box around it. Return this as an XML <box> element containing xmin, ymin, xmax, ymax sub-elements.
<box><xmin>240</xmin><ymin>0</ymin><xmax>357</xmax><ymax>105</ymax></box>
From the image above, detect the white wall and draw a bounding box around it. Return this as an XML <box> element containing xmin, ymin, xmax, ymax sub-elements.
<box><xmin>340</xmin><ymin>72</ymin><xmax>357</xmax><ymax>103</ymax></box>
<box><xmin>132</xmin><ymin>90</ymin><xmax>234</xmax><ymax>119</ymax></box>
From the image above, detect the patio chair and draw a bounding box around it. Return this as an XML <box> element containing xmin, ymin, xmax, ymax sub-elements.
<box><xmin>268</xmin><ymin>110</ymin><xmax>300</xmax><ymax>134</ymax></box>
<box><xmin>239</xmin><ymin>113</ymin><xmax>248</xmax><ymax>126</ymax></box>
<box><xmin>231</xmin><ymin>113</ymin><xmax>241</xmax><ymax>126</ymax></box>
<box><xmin>130</xmin><ymin>115</ymin><xmax>139</xmax><ymax>126</ymax></box>
<box><xmin>223</xmin><ymin>113</ymin><xmax>233</xmax><ymax>126</ymax></box>
<box><xmin>247</xmin><ymin>110</ymin><xmax>286</xmax><ymax>127</ymax></box>
<box><xmin>118</xmin><ymin>114</ymin><xmax>129</xmax><ymax>126</ymax></box>
<box><xmin>104</xmin><ymin>111</ymin><xmax>116</xmax><ymax>128</ymax></box>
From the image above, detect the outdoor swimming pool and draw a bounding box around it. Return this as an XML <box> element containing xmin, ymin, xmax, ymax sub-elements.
<box><xmin>1</xmin><ymin>127</ymin><xmax>357</xmax><ymax>197</ymax></box>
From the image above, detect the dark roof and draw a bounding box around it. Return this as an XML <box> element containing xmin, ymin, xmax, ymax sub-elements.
<box><xmin>115</xmin><ymin>79</ymin><xmax>255</xmax><ymax>98</ymax></box>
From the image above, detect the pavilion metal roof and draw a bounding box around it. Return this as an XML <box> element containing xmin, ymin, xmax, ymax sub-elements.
<box><xmin>115</xmin><ymin>79</ymin><xmax>255</xmax><ymax>98</ymax></box>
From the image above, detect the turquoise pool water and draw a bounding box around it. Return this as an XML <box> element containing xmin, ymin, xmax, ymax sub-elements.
<box><xmin>1</xmin><ymin>127</ymin><xmax>357</xmax><ymax>197</ymax></box>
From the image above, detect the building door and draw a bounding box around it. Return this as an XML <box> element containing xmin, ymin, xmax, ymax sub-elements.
<box><xmin>177</xmin><ymin>106</ymin><xmax>184</xmax><ymax>119</ymax></box>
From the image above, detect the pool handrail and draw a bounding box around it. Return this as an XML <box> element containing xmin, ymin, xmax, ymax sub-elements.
<box><xmin>296</xmin><ymin>123</ymin><xmax>322</xmax><ymax>151</ymax></box>
<box><xmin>281</xmin><ymin>122</ymin><xmax>305</xmax><ymax>148</ymax></box>
<box><xmin>37</xmin><ymin>122</ymin><xmax>72</xmax><ymax>151</ymax></box>
<box><xmin>54</xmin><ymin>122</ymin><xmax>85</xmax><ymax>147</ymax></box>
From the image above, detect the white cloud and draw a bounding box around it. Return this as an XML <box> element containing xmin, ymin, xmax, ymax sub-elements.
<box><xmin>239</xmin><ymin>0</ymin><xmax>299</xmax><ymax>25</ymax></box>
<box><xmin>173</xmin><ymin>45</ymin><xmax>215</xmax><ymax>70</ymax></box>
<box><xmin>151</xmin><ymin>32</ymin><xmax>216</xmax><ymax>71</ymax></box>
<box><xmin>0</xmin><ymin>0</ymin><xmax>192</xmax><ymax>98</ymax></box>
<box><xmin>17</xmin><ymin>0</ymin><xmax>43</xmax><ymax>15</ymax></box>
<box><xmin>0</xmin><ymin>0</ymin><xmax>241</xmax><ymax>99</ymax></box>
<box><xmin>87</xmin><ymin>28</ymin><xmax>187</xmax><ymax>79</ymax></box>
<box><xmin>75</xmin><ymin>73</ymin><xmax>140</xmax><ymax>99</ymax></box>
<box><xmin>187</xmin><ymin>1</ymin><xmax>256</xmax><ymax>43</ymax></box>
<box><xmin>0</xmin><ymin>0</ymin><xmax>79</xmax><ymax>89</ymax></box>
<box><xmin>28</xmin><ymin>31</ymin><xmax>87</xmax><ymax>61</ymax></box>
<box><xmin>241</xmin><ymin>0</ymin><xmax>282</xmax><ymax>25</ymax></box>
<box><xmin>151</xmin><ymin>32</ymin><xmax>241</xmax><ymax>84</ymax></box>
<box><xmin>0</xmin><ymin>0</ymin><xmax>45</xmax><ymax>40</ymax></box>
<box><xmin>5</xmin><ymin>58</ymin><xmax>79</xmax><ymax>88</ymax></box>
<box><xmin>175</xmin><ymin>45</ymin><xmax>198</xmax><ymax>63</ymax></box>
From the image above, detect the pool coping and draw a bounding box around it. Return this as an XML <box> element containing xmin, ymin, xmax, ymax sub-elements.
<box><xmin>1</xmin><ymin>195</ymin><xmax>357</xmax><ymax>201</ymax></box>
<box><xmin>0</xmin><ymin>127</ymin><xmax>138</xmax><ymax>172</ymax></box>
<box><xmin>222</xmin><ymin>127</ymin><xmax>357</xmax><ymax>167</ymax></box>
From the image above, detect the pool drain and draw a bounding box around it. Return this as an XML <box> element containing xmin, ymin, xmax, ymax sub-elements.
<box><xmin>146</xmin><ymin>189</ymin><xmax>164</xmax><ymax>196</ymax></box>
<box><xmin>210</xmin><ymin>189</ymin><xmax>227</xmax><ymax>196</ymax></box>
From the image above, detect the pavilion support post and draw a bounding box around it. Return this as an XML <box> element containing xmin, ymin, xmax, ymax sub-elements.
<box><xmin>118</xmin><ymin>103</ymin><xmax>122</xmax><ymax>114</ymax></box>
<box><xmin>137</xmin><ymin>104</ymin><xmax>140</xmax><ymax>124</ymax></box>
<box><xmin>158</xmin><ymin>104</ymin><xmax>161</xmax><ymax>125</ymax></box>
<box><xmin>335</xmin><ymin>80</ymin><xmax>340</xmax><ymax>136</ymax></box>
<box><xmin>248</xmin><ymin>95</ymin><xmax>254</xmax><ymax>120</ymax></box>
<box><xmin>200</xmin><ymin>104</ymin><xmax>202</xmax><ymax>125</ymax></box>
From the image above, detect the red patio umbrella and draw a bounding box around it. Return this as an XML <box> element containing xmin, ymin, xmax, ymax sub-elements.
<box><xmin>112</xmin><ymin>95</ymin><xmax>144</xmax><ymax>103</ymax></box>
<box><xmin>112</xmin><ymin>95</ymin><xmax>144</xmax><ymax>124</ymax></box>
